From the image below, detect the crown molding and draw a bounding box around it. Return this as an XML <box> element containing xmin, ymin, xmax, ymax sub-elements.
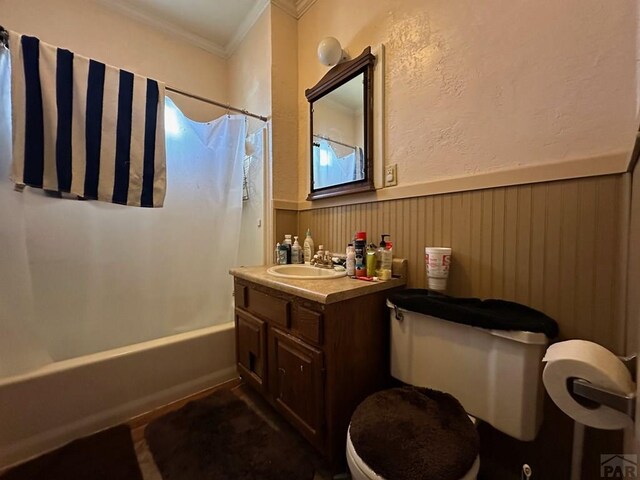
<box><xmin>271</xmin><ymin>0</ymin><xmax>317</xmax><ymax>19</ymax></box>
<box><xmin>295</xmin><ymin>0</ymin><xmax>317</xmax><ymax>17</ymax></box>
<box><xmin>97</xmin><ymin>0</ymin><xmax>312</xmax><ymax>58</ymax></box>
<box><xmin>96</xmin><ymin>0</ymin><xmax>272</xmax><ymax>59</ymax></box>
<box><xmin>225</xmin><ymin>0</ymin><xmax>270</xmax><ymax>57</ymax></box>
<box><xmin>95</xmin><ymin>0</ymin><xmax>227</xmax><ymax>57</ymax></box>
<box><xmin>271</xmin><ymin>0</ymin><xmax>298</xmax><ymax>18</ymax></box>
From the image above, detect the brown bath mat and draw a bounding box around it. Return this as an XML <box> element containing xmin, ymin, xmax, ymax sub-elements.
<box><xmin>145</xmin><ymin>387</ymin><xmax>320</xmax><ymax>480</ymax></box>
<box><xmin>0</xmin><ymin>424</ymin><xmax>142</xmax><ymax>480</ymax></box>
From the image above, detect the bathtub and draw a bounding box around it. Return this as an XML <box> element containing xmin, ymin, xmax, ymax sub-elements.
<box><xmin>0</xmin><ymin>322</ymin><xmax>237</xmax><ymax>469</ymax></box>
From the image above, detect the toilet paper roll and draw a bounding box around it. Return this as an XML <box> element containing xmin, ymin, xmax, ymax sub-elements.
<box><xmin>542</xmin><ymin>340</ymin><xmax>635</xmax><ymax>430</ymax></box>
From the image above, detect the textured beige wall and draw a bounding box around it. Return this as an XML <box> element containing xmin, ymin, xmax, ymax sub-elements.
<box><xmin>228</xmin><ymin>8</ymin><xmax>272</xmax><ymax>132</ymax></box>
<box><xmin>295</xmin><ymin>173</ymin><xmax>627</xmax><ymax>353</ymax></box>
<box><xmin>296</xmin><ymin>0</ymin><xmax>638</xmax><ymax>202</ymax></box>
<box><xmin>270</xmin><ymin>5</ymin><xmax>299</xmax><ymax>204</ymax></box>
<box><xmin>0</xmin><ymin>0</ymin><xmax>229</xmax><ymax>122</ymax></box>
<box><xmin>229</xmin><ymin>8</ymin><xmax>272</xmax><ymax>268</ymax></box>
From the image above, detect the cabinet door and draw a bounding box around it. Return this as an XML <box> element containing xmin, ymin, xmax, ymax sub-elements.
<box><xmin>270</xmin><ymin>328</ymin><xmax>324</xmax><ymax>447</ymax></box>
<box><xmin>235</xmin><ymin>309</ymin><xmax>267</xmax><ymax>391</ymax></box>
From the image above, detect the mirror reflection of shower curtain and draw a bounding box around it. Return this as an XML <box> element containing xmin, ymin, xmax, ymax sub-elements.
<box><xmin>0</xmin><ymin>72</ymin><xmax>246</xmax><ymax>366</ymax></box>
<box><xmin>313</xmin><ymin>139</ymin><xmax>363</xmax><ymax>189</ymax></box>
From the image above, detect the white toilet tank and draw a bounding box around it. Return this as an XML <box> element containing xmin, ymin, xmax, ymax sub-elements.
<box><xmin>388</xmin><ymin>300</ymin><xmax>549</xmax><ymax>441</ymax></box>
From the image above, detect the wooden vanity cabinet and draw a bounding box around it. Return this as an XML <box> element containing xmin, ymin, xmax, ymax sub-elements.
<box><xmin>235</xmin><ymin>309</ymin><xmax>267</xmax><ymax>392</ymax></box>
<box><xmin>269</xmin><ymin>327</ymin><xmax>324</xmax><ymax>448</ymax></box>
<box><xmin>233</xmin><ymin>278</ymin><xmax>398</xmax><ymax>468</ymax></box>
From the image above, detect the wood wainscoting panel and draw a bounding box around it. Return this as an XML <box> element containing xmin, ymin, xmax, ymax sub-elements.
<box><xmin>295</xmin><ymin>174</ymin><xmax>626</xmax><ymax>352</ymax></box>
<box><xmin>274</xmin><ymin>209</ymin><xmax>299</xmax><ymax>248</ymax></box>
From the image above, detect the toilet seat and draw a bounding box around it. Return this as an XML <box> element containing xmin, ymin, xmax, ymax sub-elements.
<box><xmin>346</xmin><ymin>427</ymin><xmax>385</xmax><ymax>480</ymax></box>
<box><xmin>346</xmin><ymin>387</ymin><xmax>480</xmax><ymax>480</ymax></box>
<box><xmin>346</xmin><ymin>427</ymin><xmax>480</xmax><ymax>480</ymax></box>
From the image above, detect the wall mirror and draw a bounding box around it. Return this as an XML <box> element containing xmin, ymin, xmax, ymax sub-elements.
<box><xmin>305</xmin><ymin>47</ymin><xmax>376</xmax><ymax>200</ymax></box>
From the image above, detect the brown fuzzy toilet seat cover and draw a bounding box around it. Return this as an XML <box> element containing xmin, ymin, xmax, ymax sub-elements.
<box><xmin>349</xmin><ymin>387</ymin><xmax>479</xmax><ymax>480</ymax></box>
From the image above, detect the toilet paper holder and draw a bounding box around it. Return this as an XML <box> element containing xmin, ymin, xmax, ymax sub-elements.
<box><xmin>570</xmin><ymin>354</ymin><xmax>637</xmax><ymax>422</ymax></box>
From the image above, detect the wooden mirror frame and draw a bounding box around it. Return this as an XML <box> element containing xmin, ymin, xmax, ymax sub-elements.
<box><xmin>305</xmin><ymin>47</ymin><xmax>376</xmax><ymax>201</ymax></box>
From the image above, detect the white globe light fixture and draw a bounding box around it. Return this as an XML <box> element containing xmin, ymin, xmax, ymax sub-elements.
<box><xmin>317</xmin><ymin>37</ymin><xmax>344</xmax><ymax>67</ymax></box>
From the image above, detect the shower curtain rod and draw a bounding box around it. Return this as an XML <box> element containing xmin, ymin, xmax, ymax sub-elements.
<box><xmin>0</xmin><ymin>26</ymin><xmax>268</xmax><ymax>123</ymax></box>
<box><xmin>313</xmin><ymin>134</ymin><xmax>357</xmax><ymax>150</ymax></box>
<box><xmin>166</xmin><ymin>86</ymin><xmax>268</xmax><ymax>123</ymax></box>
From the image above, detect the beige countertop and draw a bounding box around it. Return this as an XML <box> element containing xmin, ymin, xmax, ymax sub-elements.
<box><xmin>229</xmin><ymin>259</ymin><xmax>407</xmax><ymax>305</ymax></box>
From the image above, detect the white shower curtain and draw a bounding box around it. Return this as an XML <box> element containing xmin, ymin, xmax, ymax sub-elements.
<box><xmin>0</xmin><ymin>47</ymin><xmax>246</xmax><ymax>372</ymax></box>
<box><xmin>0</xmin><ymin>47</ymin><xmax>52</xmax><ymax>377</ymax></box>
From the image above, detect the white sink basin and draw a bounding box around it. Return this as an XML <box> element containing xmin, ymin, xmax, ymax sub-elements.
<box><xmin>267</xmin><ymin>264</ymin><xmax>347</xmax><ymax>279</ymax></box>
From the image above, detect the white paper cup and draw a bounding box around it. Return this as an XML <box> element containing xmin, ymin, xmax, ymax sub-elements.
<box><xmin>427</xmin><ymin>277</ymin><xmax>448</xmax><ymax>291</ymax></box>
<box><xmin>425</xmin><ymin>247</ymin><xmax>452</xmax><ymax>291</ymax></box>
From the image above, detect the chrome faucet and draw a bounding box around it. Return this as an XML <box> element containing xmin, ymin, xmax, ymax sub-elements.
<box><xmin>310</xmin><ymin>246</ymin><xmax>333</xmax><ymax>268</ymax></box>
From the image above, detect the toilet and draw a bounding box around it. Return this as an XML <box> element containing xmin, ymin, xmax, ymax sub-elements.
<box><xmin>346</xmin><ymin>290</ymin><xmax>558</xmax><ymax>480</ymax></box>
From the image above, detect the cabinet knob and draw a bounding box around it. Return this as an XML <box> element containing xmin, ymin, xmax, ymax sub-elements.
<box><xmin>278</xmin><ymin>367</ymin><xmax>286</xmax><ymax>376</ymax></box>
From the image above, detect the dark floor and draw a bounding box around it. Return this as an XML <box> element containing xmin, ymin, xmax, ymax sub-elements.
<box><xmin>2</xmin><ymin>381</ymin><xmax>624</xmax><ymax>480</ymax></box>
<box><xmin>1</xmin><ymin>381</ymin><xmax>337</xmax><ymax>480</ymax></box>
<box><xmin>136</xmin><ymin>382</ymin><xmax>335</xmax><ymax>480</ymax></box>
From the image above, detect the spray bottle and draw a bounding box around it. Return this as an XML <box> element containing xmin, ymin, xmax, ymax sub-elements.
<box><xmin>354</xmin><ymin>232</ymin><xmax>367</xmax><ymax>277</ymax></box>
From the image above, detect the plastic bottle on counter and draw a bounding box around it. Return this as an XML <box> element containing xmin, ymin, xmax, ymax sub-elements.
<box><xmin>376</xmin><ymin>235</ymin><xmax>390</xmax><ymax>276</ymax></box>
<box><xmin>278</xmin><ymin>244</ymin><xmax>288</xmax><ymax>265</ymax></box>
<box><xmin>354</xmin><ymin>232</ymin><xmax>367</xmax><ymax>277</ymax></box>
<box><xmin>303</xmin><ymin>229</ymin><xmax>314</xmax><ymax>264</ymax></box>
<box><xmin>346</xmin><ymin>244</ymin><xmax>355</xmax><ymax>276</ymax></box>
<box><xmin>366</xmin><ymin>244</ymin><xmax>377</xmax><ymax>277</ymax></box>
<box><xmin>274</xmin><ymin>242</ymin><xmax>281</xmax><ymax>264</ymax></box>
<box><xmin>292</xmin><ymin>236</ymin><xmax>302</xmax><ymax>264</ymax></box>
<box><xmin>284</xmin><ymin>234</ymin><xmax>293</xmax><ymax>264</ymax></box>
<box><xmin>380</xmin><ymin>239</ymin><xmax>393</xmax><ymax>280</ymax></box>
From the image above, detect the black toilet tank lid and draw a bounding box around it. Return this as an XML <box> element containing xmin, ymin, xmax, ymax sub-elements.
<box><xmin>388</xmin><ymin>289</ymin><xmax>559</xmax><ymax>339</ymax></box>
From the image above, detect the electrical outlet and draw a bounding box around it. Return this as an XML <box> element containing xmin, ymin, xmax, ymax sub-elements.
<box><xmin>385</xmin><ymin>164</ymin><xmax>397</xmax><ymax>187</ymax></box>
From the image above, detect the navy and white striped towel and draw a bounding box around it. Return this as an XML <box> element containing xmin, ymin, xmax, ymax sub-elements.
<box><xmin>9</xmin><ymin>31</ymin><xmax>166</xmax><ymax>207</ymax></box>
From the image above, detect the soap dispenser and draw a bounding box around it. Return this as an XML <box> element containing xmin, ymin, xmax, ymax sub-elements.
<box><xmin>292</xmin><ymin>236</ymin><xmax>303</xmax><ymax>264</ymax></box>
